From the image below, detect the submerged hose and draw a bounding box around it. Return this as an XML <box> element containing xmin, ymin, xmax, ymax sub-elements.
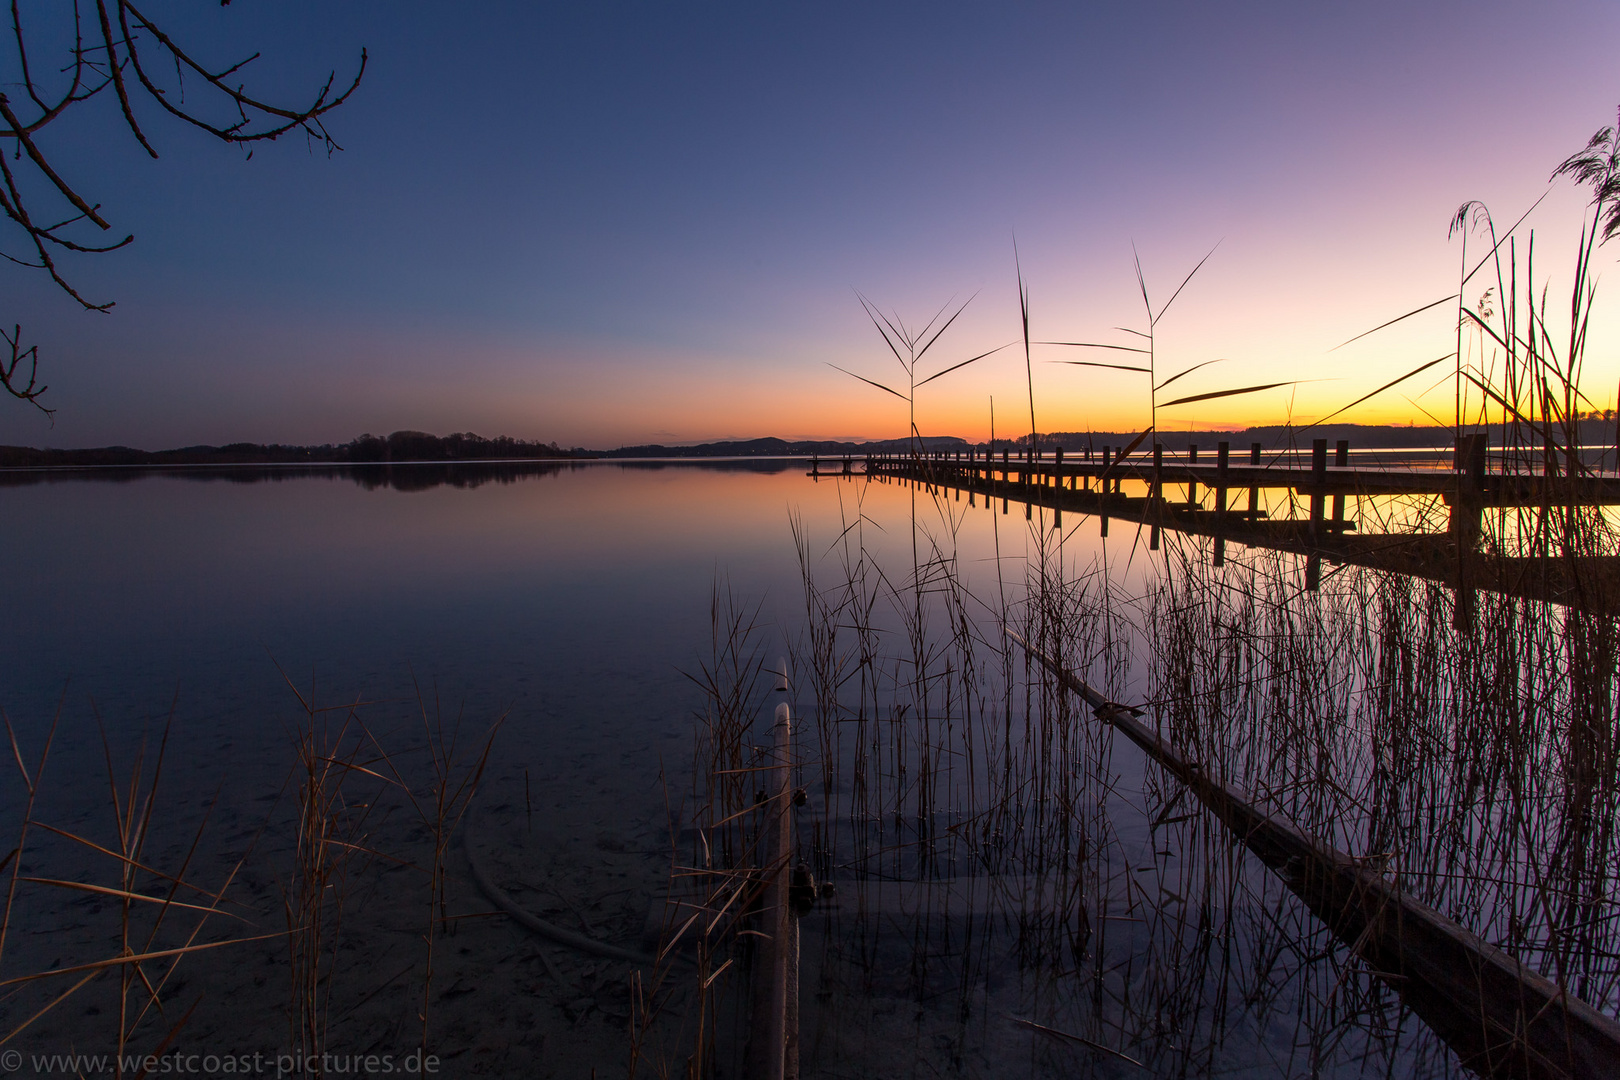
<box><xmin>462</xmin><ymin>797</ymin><xmax>655</xmax><ymax>966</ymax></box>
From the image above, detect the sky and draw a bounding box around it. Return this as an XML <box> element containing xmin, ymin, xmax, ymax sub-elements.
<box><xmin>4</xmin><ymin>0</ymin><xmax>1619</xmax><ymax>450</ymax></box>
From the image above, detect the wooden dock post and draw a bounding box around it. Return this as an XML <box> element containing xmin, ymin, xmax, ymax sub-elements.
<box><xmin>1453</xmin><ymin>432</ymin><xmax>1488</xmax><ymax>544</ymax></box>
<box><xmin>1001</xmin><ymin>447</ymin><xmax>1009</xmax><ymax>514</ymax></box>
<box><xmin>1332</xmin><ymin>439</ymin><xmax>1349</xmax><ymax>533</ymax></box>
<box><xmin>1307</xmin><ymin>438</ymin><xmax>1327</xmax><ymax>590</ymax></box>
<box><xmin>1248</xmin><ymin>443</ymin><xmax>1262</xmax><ymax>517</ymax></box>
<box><xmin>1052</xmin><ymin>447</ymin><xmax>1064</xmax><ymax>528</ymax></box>
<box><xmin>745</xmin><ymin>696</ymin><xmax>798</xmax><ymax>1080</ymax></box>
<box><xmin>1214</xmin><ymin>440</ymin><xmax>1229</xmax><ymax>567</ymax></box>
<box><xmin>1453</xmin><ymin>433</ymin><xmax>1488</xmax><ymax>629</ymax></box>
<box><xmin>1150</xmin><ymin>442</ymin><xmax>1163</xmax><ymax>550</ymax></box>
<box><xmin>1309</xmin><ymin>438</ymin><xmax>1328</xmax><ymax>538</ymax></box>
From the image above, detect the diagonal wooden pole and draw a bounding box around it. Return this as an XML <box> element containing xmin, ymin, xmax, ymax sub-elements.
<box><xmin>1009</xmin><ymin>629</ymin><xmax>1620</xmax><ymax>1080</ymax></box>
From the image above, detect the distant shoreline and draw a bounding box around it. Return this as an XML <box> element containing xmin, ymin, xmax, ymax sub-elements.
<box><xmin>3</xmin><ymin>420</ymin><xmax>1613</xmax><ymax>469</ymax></box>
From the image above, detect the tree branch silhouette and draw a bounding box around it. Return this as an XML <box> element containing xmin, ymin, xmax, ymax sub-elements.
<box><xmin>0</xmin><ymin>1</ymin><xmax>366</xmax><ymax>415</ymax></box>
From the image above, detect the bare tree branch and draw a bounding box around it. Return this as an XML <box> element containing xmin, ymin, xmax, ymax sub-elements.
<box><xmin>1</xmin><ymin>324</ymin><xmax>52</xmax><ymax>416</ymax></box>
<box><xmin>0</xmin><ymin>2</ymin><xmax>366</xmax><ymax>411</ymax></box>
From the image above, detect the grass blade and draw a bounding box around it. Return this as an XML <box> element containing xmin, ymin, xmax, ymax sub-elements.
<box><xmin>826</xmin><ymin>363</ymin><xmax>909</xmax><ymax>402</ymax></box>
<box><xmin>1095</xmin><ymin>425</ymin><xmax>1155</xmax><ymax>485</ymax></box>
<box><xmin>0</xmin><ymin>932</ymin><xmax>287</xmax><ymax>988</ymax></box>
<box><xmin>915</xmin><ymin>341</ymin><xmax>1014</xmax><ymax>389</ymax></box>
<box><xmin>1328</xmin><ymin>295</ymin><xmax>1458</xmax><ymax>352</ymax></box>
<box><xmin>1159</xmin><ymin>381</ymin><xmax>1297</xmax><ymax>408</ymax></box>
<box><xmin>915</xmin><ymin>295</ymin><xmax>976</xmax><ymax>366</ymax></box>
<box><xmin>1154</xmin><ymin>358</ymin><xmax>1225</xmax><ymax>392</ymax></box>
<box><xmin>1053</xmin><ymin>360</ymin><xmax>1150</xmax><ymax>374</ymax></box>
<box><xmin>1302</xmin><ymin>353</ymin><xmax>1452</xmax><ymax>430</ymax></box>
<box><xmin>1039</xmin><ymin>341</ymin><xmax>1150</xmax><ymax>355</ymax></box>
<box><xmin>20</xmin><ymin>877</ymin><xmax>252</xmax><ymax>921</ymax></box>
<box><xmin>855</xmin><ymin>292</ymin><xmax>910</xmax><ymax>373</ymax></box>
<box><xmin>1151</xmin><ymin>240</ymin><xmax>1220</xmax><ymax>326</ymax></box>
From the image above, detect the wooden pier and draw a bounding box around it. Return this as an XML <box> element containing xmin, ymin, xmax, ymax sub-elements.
<box><xmin>848</xmin><ymin>438</ymin><xmax>1620</xmax><ymax>617</ymax></box>
<box><xmin>860</xmin><ymin>436</ymin><xmax>1620</xmax><ymax>505</ymax></box>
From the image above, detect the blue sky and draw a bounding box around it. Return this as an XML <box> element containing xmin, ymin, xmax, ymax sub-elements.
<box><xmin>6</xmin><ymin>1</ymin><xmax>1618</xmax><ymax>448</ymax></box>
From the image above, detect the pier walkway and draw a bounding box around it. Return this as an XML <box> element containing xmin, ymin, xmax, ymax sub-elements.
<box><xmin>824</xmin><ymin>437</ymin><xmax>1620</xmax><ymax>617</ymax></box>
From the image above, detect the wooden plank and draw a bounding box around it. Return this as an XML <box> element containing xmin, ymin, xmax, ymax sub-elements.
<box><xmin>1010</xmin><ymin>632</ymin><xmax>1620</xmax><ymax>1080</ymax></box>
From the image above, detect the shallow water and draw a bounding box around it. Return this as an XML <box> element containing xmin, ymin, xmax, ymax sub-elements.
<box><xmin>5</xmin><ymin>459</ymin><xmax>1590</xmax><ymax>1078</ymax></box>
<box><xmin>0</xmin><ymin>460</ymin><xmax>1130</xmax><ymax>1074</ymax></box>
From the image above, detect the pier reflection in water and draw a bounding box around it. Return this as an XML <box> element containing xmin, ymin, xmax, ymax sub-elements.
<box><xmin>857</xmin><ymin>435</ymin><xmax>1620</xmax><ymax>617</ymax></box>
<box><xmin>673</xmin><ymin>451</ymin><xmax>1620</xmax><ymax>1078</ymax></box>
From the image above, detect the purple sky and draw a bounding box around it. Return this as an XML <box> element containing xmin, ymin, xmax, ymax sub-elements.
<box><xmin>5</xmin><ymin>1</ymin><xmax>1618</xmax><ymax>449</ymax></box>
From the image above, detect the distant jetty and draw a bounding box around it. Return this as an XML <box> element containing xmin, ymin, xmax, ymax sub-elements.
<box><xmin>607</xmin><ymin>421</ymin><xmax>1618</xmax><ymax>458</ymax></box>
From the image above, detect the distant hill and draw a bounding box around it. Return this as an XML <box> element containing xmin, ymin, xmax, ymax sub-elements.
<box><xmin>599</xmin><ymin>435</ymin><xmax>969</xmax><ymax>458</ymax></box>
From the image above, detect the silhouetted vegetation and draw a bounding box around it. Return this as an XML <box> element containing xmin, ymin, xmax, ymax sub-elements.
<box><xmin>342</xmin><ymin>430</ymin><xmax>590</xmax><ymax>462</ymax></box>
<box><xmin>0</xmin><ymin>5</ymin><xmax>365</xmax><ymax>413</ymax></box>
<box><xmin>659</xmin><ymin>106</ymin><xmax>1620</xmax><ymax>1078</ymax></box>
<box><xmin>0</xmin><ymin>430</ymin><xmax>593</xmax><ymax>469</ymax></box>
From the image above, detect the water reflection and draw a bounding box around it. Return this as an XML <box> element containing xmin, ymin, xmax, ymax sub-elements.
<box><xmin>4</xmin><ymin>461</ymin><xmax>1611</xmax><ymax>1076</ymax></box>
<box><xmin>672</xmin><ymin>475</ymin><xmax>1620</xmax><ymax>1078</ymax></box>
<box><xmin>0</xmin><ymin>459</ymin><xmax>850</xmax><ymax>1074</ymax></box>
<box><xmin>0</xmin><ymin>456</ymin><xmax>807</xmax><ymax>492</ymax></box>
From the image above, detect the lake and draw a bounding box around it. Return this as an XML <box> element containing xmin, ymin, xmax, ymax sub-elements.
<box><xmin>1</xmin><ymin>459</ymin><xmax>1606</xmax><ymax>1078</ymax></box>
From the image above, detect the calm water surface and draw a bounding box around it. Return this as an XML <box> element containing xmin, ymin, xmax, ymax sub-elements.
<box><xmin>1</xmin><ymin>459</ymin><xmax>1101</xmax><ymax>764</ymax></box>
<box><xmin>0</xmin><ymin>460</ymin><xmax>1468</xmax><ymax>1077</ymax></box>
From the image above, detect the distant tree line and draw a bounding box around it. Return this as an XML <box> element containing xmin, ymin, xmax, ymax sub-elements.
<box><xmin>0</xmin><ymin>430</ymin><xmax>592</xmax><ymax>468</ymax></box>
<box><xmin>343</xmin><ymin>430</ymin><xmax>589</xmax><ymax>462</ymax></box>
